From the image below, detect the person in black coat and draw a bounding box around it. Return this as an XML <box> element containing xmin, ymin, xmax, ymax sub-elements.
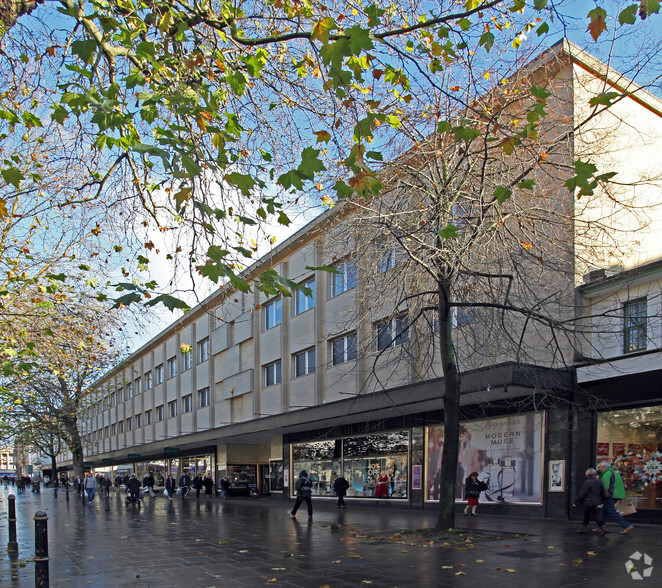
<box><xmin>463</xmin><ymin>472</ymin><xmax>488</xmax><ymax>516</ymax></box>
<box><xmin>192</xmin><ymin>474</ymin><xmax>204</xmax><ymax>498</ymax></box>
<box><xmin>573</xmin><ymin>468</ymin><xmax>609</xmax><ymax>534</ymax></box>
<box><xmin>290</xmin><ymin>470</ymin><xmax>313</xmax><ymax>519</ymax></box>
<box><xmin>332</xmin><ymin>474</ymin><xmax>350</xmax><ymax>509</ymax></box>
<box><xmin>202</xmin><ymin>475</ymin><xmax>215</xmax><ymax>497</ymax></box>
<box><xmin>165</xmin><ymin>475</ymin><xmax>176</xmax><ymax>501</ymax></box>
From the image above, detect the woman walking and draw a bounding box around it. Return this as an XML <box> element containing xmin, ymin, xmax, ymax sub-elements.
<box><xmin>573</xmin><ymin>468</ymin><xmax>609</xmax><ymax>534</ymax></box>
<box><xmin>463</xmin><ymin>472</ymin><xmax>488</xmax><ymax>516</ymax></box>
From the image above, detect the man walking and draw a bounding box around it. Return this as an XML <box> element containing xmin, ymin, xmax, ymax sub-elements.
<box><xmin>83</xmin><ymin>472</ymin><xmax>97</xmax><ymax>505</ymax></box>
<box><xmin>597</xmin><ymin>461</ymin><xmax>633</xmax><ymax>534</ymax></box>
<box><xmin>332</xmin><ymin>474</ymin><xmax>350</xmax><ymax>509</ymax></box>
<box><xmin>178</xmin><ymin>471</ymin><xmax>192</xmax><ymax>499</ymax></box>
<box><xmin>290</xmin><ymin>470</ymin><xmax>313</xmax><ymax>519</ymax></box>
<box><xmin>143</xmin><ymin>471</ymin><xmax>156</xmax><ymax>497</ymax></box>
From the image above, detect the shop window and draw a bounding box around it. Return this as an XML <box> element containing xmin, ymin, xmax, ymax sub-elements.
<box><xmin>156</xmin><ymin>405</ymin><xmax>164</xmax><ymax>422</ymax></box>
<box><xmin>199</xmin><ymin>387</ymin><xmax>210</xmax><ymax>408</ymax></box>
<box><xmin>330</xmin><ymin>258</ymin><xmax>357</xmax><ymax>297</ymax></box>
<box><xmin>294</xmin><ymin>278</ymin><xmax>315</xmax><ymax>315</ymax></box>
<box><xmin>168</xmin><ymin>400</ymin><xmax>177</xmax><ymax>418</ymax></box>
<box><xmin>144</xmin><ymin>371</ymin><xmax>152</xmax><ymax>390</ymax></box>
<box><xmin>183</xmin><ymin>394</ymin><xmax>193</xmax><ymax>413</ymax></box>
<box><xmin>264</xmin><ymin>298</ymin><xmax>282</xmax><ymax>330</ymax></box>
<box><xmin>294</xmin><ymin>348</ymin><xmax>315</xmax><ymax>378</ymax></box>
<box><xmin>331</xmin><ymin>333</ymin><xmax>357</xmax><ymax>365</ymax></box>
<box><xmin>155</xmin><ymin>364</ymin><xmax>164</xmax><ymax>385</ymax></box>
<box><xmin>264</xmin><ymin>360</ymin><xmax>282</xmax><ymax>387</ymax></box>
<box><xmin>167</xmin><ymin>356</ymin><xmax>178</xmax><ymax>379</ymax></box>
<box><xmin>198</xmin><ymin>337</ymin><xmax>210</xmax><ymax>363</ymax></box>
<box><xmin>597</xmin><ymin>406</ymin><xmax>662</xmax><ymax>510</ymax></box>
<box><xmin>376</xmin><ymin>314</ymin><xmax>409</xmax><ymax>350</ymax></box>
<box><xmin>624</xmin><ymin>298</ymin><xmax>647</xmax><ymax>353</ymax></box>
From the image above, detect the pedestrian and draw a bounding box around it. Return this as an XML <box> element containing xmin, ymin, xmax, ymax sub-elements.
<box><xmin>165</xmin><ymin>474</ymin><xmax>176</xmax><ymax>500</ymax></box>
<box><xmin>597</xmin><ymin>460</ymin><xmax>634</xmax><ymax>534</ymax></box>
<box><xmin>463</xmin><ymin>472</ymin><xmax>488</xmax><ymax>516</ymax></box>
<box><xmin>178</xmin><ymin>471</ymin><xmax>192</xmax><ymax>499</ymax></box>
<box><xmin>332</xmin><ymin>473</ymin><xmax>350</xmax><ymax>508</ymax></box>
<box><xmin>290</xmin><ymin>470</ymin><xmax>313</xmax><ymax>519</ymax></box>
<box><xmin>83</xmin><ymin>472</ymin><xmax>97</xmax><ymax>505</ymax></box>
<box><xmin>143</xmin><ymin>471</ymin><xmax>156</xmax><ymax>497</ymax></box>
<box><xmin>220</xmin><ymin>476</ymin><xmax>230</xmax><ymax>499</ymax></box>
<box><xmin>126</xmin><ymin>474</ymin><xmax>142</xmax><ymax>505</ymax></box>
<box><xmin>573</xmin><ymin>468</ymin><xmax>609</xmax><ymax>534</ymax></box>
<box><xmin>192</xmin><ymin>473</ymin><xmax>204</xmax><ymax>498</ymax></box>
<box><xmin>113</xmin><ymin>474</ymin><xmax>122</xmax><ymax>493</ymax></box>
<box><xmin>203</xmin><ymin>474</ymin><xmax>214</xmax><ymax>497</ymax></box>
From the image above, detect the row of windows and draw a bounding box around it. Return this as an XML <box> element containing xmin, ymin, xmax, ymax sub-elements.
<box><xmin>92</xmin><ymin>389</ymin><xmax>212</xmax><ymax>439</ymax></box>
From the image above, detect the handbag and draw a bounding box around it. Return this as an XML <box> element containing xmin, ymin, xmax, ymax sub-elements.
<box><xmin>616</xmin><ymin>498</ymin><xmax>637</xmax><ymax>516</ymax></box>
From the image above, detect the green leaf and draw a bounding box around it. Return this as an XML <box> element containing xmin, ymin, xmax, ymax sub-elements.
<box><xmin>536</xmin><ymin>22</ymin><xmax>549</xmax><ymax>36</ymax></box>
<box><xmin>453</xmin><ymin>125</ymin><xmax>481</xmax><ymax>143</ymax></box>
<box><xmin>493</xmin><ymin>186</ymin><xmax>513</xmax><ymax>204</ymax></box>
<box><xmin>346</xmin><ymin>26</ymin><xmax>374</xmax><ymax>54</ymax></box>
<box><xmin>479</xmin><ymin>32</ymin><xmax>495</xmax><ymax>52</ymax></box>
<box><xmin>517</xmin><ymin>179</ymin><xmax>536</xmax><ymax>190</ymax></box>
<box><xmin>437</xmin><ymin>121</ymin><xmax>452</xmax><ymax>134</ymax></box>
<box><xmin>278</xmin><ymin>211</ymin><xmax>291</xmax><ymax>226</ymax></box>
<box><xmin>1</xmin><ymin>166</ymin><xmax>23</xmax><ymax>188</ymax></box>
<box><xmin>639</xmin><ymin>0</ymin><xmax>661</xmax><ymax>19</ymax></box>
<box><xmin>225</xmin><ymin>172</ymin><xmax>256</xmax><ymax>196</ymax></box>
<box><xmin>533</xmin><ymin>0</ymin><xmax>548</xmax><ymax>9</ymax></box>
<box><xmin>71</xmin><ymin>39</ymin><xmax>97</xmax><ymax>64</ymax></box>
<box><xmin>589</xmin><ymin>92</ymin><xmax>619</xmax><ymax>107</ymax></box>
<box><xmin>136</xmin><ymin>41</ymin><xmax>156</xmax><ymax>60</ymax></box>
<box><xmin>530</xmin><ymin>84</ymin><xmax>551</xmax><ymax>101</ymax></box>
<box><xmin>299</xmin><ymin>147</ymin><xmax>326</xmax><ymax>179</ymax></box>
<box><xmin>21</xmin><ymin>112</ymin><xmax>43</xmax><ymax>128</ymax></box>
<box><xmin>112</xmin><ymin>293</ymin><xmax>143</xmax><ymax>308</ymax></box>
<box><xmin>439</xmin><ymin>225</ymin><xmax>459</xmax><ymax>239</ymax></box>
<box><xmin>145</xmin><ymin>295</ymin><xmax>191</xmax><ymax>313</ymax></box>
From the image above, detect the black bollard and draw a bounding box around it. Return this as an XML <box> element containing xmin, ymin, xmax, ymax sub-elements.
<box><xmin>34</xmin><ymin>511</ymin><xmax>49</xmax><ymax>588</ymax></box>
<box><xmin>104</xmin><ymin>487</ymin><xmax>110</xmax><ymax>512</ymax></box>
<box><xmin>8</xmin><ymin>494</ymin><xmax>18</xmax><ymax>554</ymax></box>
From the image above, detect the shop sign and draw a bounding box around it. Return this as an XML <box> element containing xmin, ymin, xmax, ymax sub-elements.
<box><xmin>164</xmin><ymin>447</ymin><xmax>180</xmax><ymax>454</ymax></box>
<box><xmin>412</xmin><ymin>465</ymin><xmax>422</xmax><ymax>490</ymax></box>
<box><xmin>128</xmin><ymin>454</ymin><xmax>141</xmax><ymax>460</ymax></box>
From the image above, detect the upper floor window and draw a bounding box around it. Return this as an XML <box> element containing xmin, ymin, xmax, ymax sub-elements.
<box><xmin>376</xmin><ymin>241</ymin><xmax>403</xmax><ymax>273</ymax></box>
<box><xmin>376</xmin><ymin>314</ymin><xmax>410</xmax><ymax>351</ymax></box>
<box><xmin>134</xmin><ymin>378</ymin><xmax>142</xmax><ymax>395</ymax></box>
<box><xmin>117</xmin><ymin>387</ymin><xmax>124</xmax><ymax>403</ymax></box>
<box><xmin>199</xmin><ymin>387</ymin><xmax>210</xmax><ymax>408</ymax></box>
<box><xmin>126</xmin><ymin>417</ymin><xmax>132</xmax><ymax>431</ymax></box>
<box><xmin>330</xmin><ymin>258</ymin><xmax>357</xmax><ymax>297</ymax></box>
<box><xmin>155</xmin><ymin>364</ymin><xmax>164</xmax><ymax>385</ymax></box>
<box><xmin>111</xmin><ymin>423</ymin><xmax>116</xmax><ymax>435</ymax></box>
<box><xmin>294</xmin><ymin>278</ymin><xmax>315</xmax><ymax>315</ymax></box>
<box><xmin>198</xmin><ymin>337</ymin><xmax>210</xmax><ymax>363</ymax></box>
<box><xmin>182</xmin><ymin>350</ymin><xmax>192</xmax><ymax>371</ymax></box>
<box><xmin>183</xmin><ymin>394</ymin><xmax>193</xmax><ymax>413</ymax></box>
<box><xmin>126</xmin><ymin>382</ymin><xmax>132</xmax><ymax>399</ymax></box>
<box><xmin>145</xmin><ymin>409</ymin><xmax>152</xmax><ymax>425</ymax></box>
<box><xmin>144</xmin><ymin>371</ymin><xmax>152</xmax><ymax>390</ymax></box>
<box><xmin>332</xmin><ymin>333</ymin><xmax>357</xmax><ymax>365</ymax></box>
<box><xmin>156</xmin><ymin>405</ymin><xmax>164</xmax><ymax>422</ymax></box>
<box><xmin>168</xmin><ymin>400</ymin><xmax>178</xmax><ymax>418</ymax></box>
<box><xmin>135</xmin><ymin>413</ymin><xmax>142</xmax><ymax>428</ymax></box>
<box><xmin>264</xmin><ymin>298</ymin><xmax>282</xmax><ymax>330</ymax></box>
<box><xmin>264</xmin><ymin>360</ymin><xmax>282</xmax><ymax>387</ymax></box>
<box><xmin>167</xmin><ymin>356</ymin><xmax>178</xmax><ymax>379</ymax></box>
<box><xmin>624</xmin><ymin>298</ymin><xmax>647</xmax><ymax>353</ymax></box>
<box><xmin>109</xmin><ymin>392</ymin><xmax>116</xmax><ymax>407</ymax></box>
<box><xmin>294</xmin><ymin>348</ymin><xmax>316</xmax><ymax>378</ymax></box>
<box><xmin>118</xmin><ymin>420</ymin><xmax>124</xmax><ymax>433</ymax></box>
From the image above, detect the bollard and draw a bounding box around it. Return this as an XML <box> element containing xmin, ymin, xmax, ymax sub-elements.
<box><xmin>104</xmin><ymin>487</ymin><xmax>110</xmax><ymax>512</ymax></box>
<box><xmin>8</xmin><ymin>494</ymin><xmax>18</xmax><ymax>554</ymax></box>
<box><xmin>34</xmin><ymin>511</ymin><xmax>49</xmax><ymax>588</ymax></box>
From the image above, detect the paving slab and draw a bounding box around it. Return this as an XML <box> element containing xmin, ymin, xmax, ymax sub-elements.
<box><xmin>1</xmin><ymin>486</ymin><xmax>660</xmax><ymax>587</ymax></box>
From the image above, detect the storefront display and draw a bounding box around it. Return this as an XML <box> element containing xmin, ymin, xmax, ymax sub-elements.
<box><xmin>269</xmin><ymin>460</ymin><xmax>284</xmax><ymax>493</ymax></box>
<box><xmin>228</xmin><ymin>464</ymin><xmax>257</xmax><ymax>494</ymax></box>
<box><xmin>291</xmin><ymin>431</ymin><xmax>409</xmax><ymax>499</ymax></box>
<box><xmin>426</xmin><ymin>412</ymin><xmax>544</xmax><ymax>504</ymax></box>
<box><xmin>597</xmin><ymin>406</ymin><xmax>662</xmax><ymax>510</ymax></box>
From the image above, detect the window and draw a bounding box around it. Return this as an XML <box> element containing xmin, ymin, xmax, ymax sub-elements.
<box><xmin>119</xmin><ymin>421</ymin><xmax>124</xmax><ymax>433</ymax></box>
<box><xmin>144</xmin><ymin>371</ymin><xmax>152</xmax><ymax>390</ymax></box>
<box><xmin>111</xmin><ymin>423</ymin><xmax>116</xmax><ymax>436</ymax></box>
<box><xmin>376</xmin><ymin>242</ymin><xmax>403</xmax><ymax>273</ymax></box>
<box><xmin>199</xmin><ymin>387</ymin><xmax>210</xmax><ymax>408</ymax></box>
<box><xmin>156</xmin><ymin>405</ymin><xmax>164</xmax><ymax>422</ymax></box>
<box><xmin>624</xmin><ymin>298</ymin><xmax>647</xmax><ymax>353</ymax></box>
<box><xmin>117</xmin><ymin>387</ymin><xmax>124</xmax><ymax>403</ymax></box>
<box><xmin>126</xmin><ymin>382</ymin><xmax>132</xmax><ymax>399</ymax></box>
<box><xmin>145</xmin><ymin>409</ymin><xmax>152</xmax><ymax>425</ymax></box>
<box><xmin>168</xmin><ymin>400</ymin><xmax>177</xmax><ymax>418</ymax></box>
<box><xmin>183</xmin><ymin>394</ymin><xmax>193</xmax><ymax>413</ymax></box>
<box><xmin>135</xmin><ymin>413</ymin><xmax>142</xmax><ymax>428</ymax></box>
<box><xmin>104</xmin><ymin>426</ymin><xmax>109</xmax><ymax>438</ymax></box>
<box><xmin>167</xmin><ymin>356</ymin><xmax>178</xmax><ymax>378</ymax></box>
<box><xmin>264</xmin><ymin>298</ymin><xmax>282</xmax><ymax>330</ymax></box>
<box><xmin>294</xmin><ymin>278</ymin><xmax>316</xmax><ymax>315</ymax></box>
<box><xmin>135</xmin><ymin>378</ymin><xmax>142</xmax><ymax>395</ymax></box>
<box><xmin>376</xmin><ymin>314</ymin><xmax>410</xmax><ymax>350</ymax></box>
<box><xmin>264</xmin><ymin>360</ymin><xmax>282</xmax><ymax>387</ymax></box>
<box><xmin>330</xmin><ymin>258</ymin><xmax>357</xmax><ymax>297</ymax></box>
<box><xmin>294</xmin><ymin>348</ymin><xmax>316</xmax><ymax>377</ymax></box>
<box><xmin>155</xmin><ymin>364</ymin><xmax>164</xmax><ymax>385</ymax></box>
<box><xmin>332</xmin><ymin>333</ymin><xmax>357</xmax><ymax>365</ymax></box>
<box><xmin>182</xmin><ymin>350</ymin><xmax>192</xmax><ymax>371</ymax></box>
<box><xmin>126</xmin><ymin>417</ymin><xmax>132</xmax><ymax>431</ymax></box>
<box><xmin>197</xmin><ymin>337</ymin><xmax>210</xmax><ymax>363</ymax></box>
<box><xmin>109</xmin><ymin>392</ymin><xmax>116</xmax><ymax>407</ymax></box>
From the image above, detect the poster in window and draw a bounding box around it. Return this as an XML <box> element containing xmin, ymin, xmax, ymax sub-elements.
<box><xmin>596</xmin><ymin>442</ymin><xmax>610</xmax><ymax>457</ymax></box>
<box><xmin>426</xmin><ymin>412</ymin><xmax>544</xmax><ymax>504</ymax></box>
<box><xmin>548</xmin><ymin>460</ymin><xmax>565</xmax><ymax>492</ymax></box>
<box><xmin>612</xmin><ymin>443</ymin><xmax>626</xmax><ymax>458</ymax></box>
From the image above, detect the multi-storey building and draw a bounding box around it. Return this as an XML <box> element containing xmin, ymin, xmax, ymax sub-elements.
<box><xmin>57</xmin><ymin>40</ymin><xmax>662</xmax><ymax>521</ymax></box>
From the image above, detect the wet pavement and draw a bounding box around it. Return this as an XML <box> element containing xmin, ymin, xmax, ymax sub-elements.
<box><xmin>1</xmin><ymin>485</ymin><xmax>660</xmax><ymax>587</ymax></box>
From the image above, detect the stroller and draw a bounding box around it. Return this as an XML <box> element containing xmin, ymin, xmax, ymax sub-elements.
<box><xmin>125</xmin><ymin>488</ymin><xmax>143</xmax><ymax>509</ymax></box>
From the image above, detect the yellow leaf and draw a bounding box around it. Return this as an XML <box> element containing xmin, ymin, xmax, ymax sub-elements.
<box><xmin>475</xmin><ymin>559</ymin><xmax>484</xmax><ymax>563</ymax></box>
<box><xmin>0</xmin><ymin>198</ymin><xmax>8</xmax><ymax>218</ymax></box>
<box><xmin>505</xmin><ymin>568</ymin><xmax>517</xmax><ymax>573</ymax></box>
<box><xmin>455</xmin><ymin>571</ymin><xmax>466</xmax><ymax>576</ymax></box>
<box><xmin>484</xmin><ymin>72</ymin><xmax>490</xmax><ymax>80</ymax></box>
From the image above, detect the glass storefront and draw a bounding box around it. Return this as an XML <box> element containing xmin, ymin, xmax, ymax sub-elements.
<box><xmin>269</xmin><ymin>460</ymin><xmax>284</xmax><ymax>493</ymax></box>
<box><xmin>228</xmin><ymin>464</ymin><xmax>257</xmax><ymax>493</ymax></box>
<box><xmin>291</xmin><ymin>431</ymin><xmax>409</xmax><ymax>499</ymax></box>
<box><xmin>426</xmin><ymin>412</ymin><xmax>544</xmax><ymax>504</ymax></box>
<box><xmin>597</xmin><ymin>405</ymin><xmax>662</xmax><ymax>510</ymax></box>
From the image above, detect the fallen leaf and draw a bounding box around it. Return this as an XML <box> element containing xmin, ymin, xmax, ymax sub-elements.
<box><xmin>587</xmin><ymin>551</ymin><xmax>596</xmax><ymax>556</ymax></box>
<box><xmin>455</xmin><ymin>571</ymin><xmax>466</xmax><ymax>576</ymax></box>
<box><xmin>572</xmin><ymin>558</ymin><xmax>583</xmax><ymax>564</ymax></box>
<box><xmin>218</xmin><ymin>541</ymin><xmax>228</xmax><ymax>545</ymax></box>
<box><xmin>239</xmin><ymin>550</ymin><xmax>249</xmax><ymax>553</ymax></box>
<box><xmin>494</xmin><ymin>567</ymin><xmax>502</xmax><ymax>570</ymax></box>
<box><xmin>475</xmin><ymin>559</ymin><xmax>484</xmax><ymax>563</ymax></box>
<box><xmin>503</xmin><ymin>543</ymin><xmax>510</xmax><ymax>547</ymax></box>
<box><xmin>401</xmin><ymin>550</ymin><xmax>408</xmax><ymax>553</ymax></box>
<box><xmin>266</xmin><ymin>579</ymin><xmax>277</xmax><ymax>584</ymax></box>
<box><xmin>195</xmin><ymin>538</ymin><xmax>204</xmax><ymax>542</ymax></box>
<box><xmin>505</xmin><ymin>568</ymin><xmax>517</xmax><ymax>573</ymax></box>
<box><xmin>272</xmin><ymin>568</ymin><xmax>286</xmax><ymax>571</ymax></box>
<box><xmin>362</xmin><ymin>582</ymin><xmax>372</xmax><ymax>585</ymax></box>
<box><xmin>547</xmin><ymin>546</ymin><xmax>555</xmax><ymax>549</ymax></box>
<box><xmin>332</xmin><ymin>560</ymin><xmax>341</xmax><ymax>564</ymax></box>
<box><xmin>441</xmin><ymin>565</ymin><xmax>453</xmax><ymax>569</ymax></box>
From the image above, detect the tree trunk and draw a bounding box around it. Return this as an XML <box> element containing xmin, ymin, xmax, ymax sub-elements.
<box><xmin>0</xmin><ymin>0</ymin><xmax>44</xmax><ymax>29</ymax></box>
<box><xmin>435</xmin><ymin>276</ymin><xmax>461</xmax><ymax>531</ymax></box>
